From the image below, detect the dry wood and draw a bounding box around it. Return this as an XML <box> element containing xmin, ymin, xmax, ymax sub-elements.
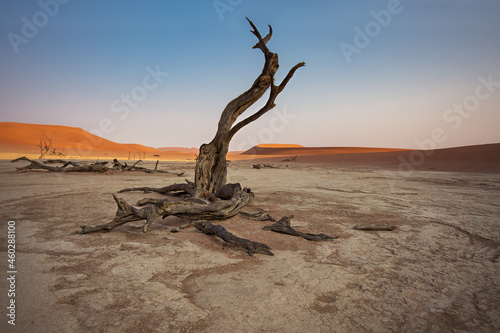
<box><xmin>12</xmin><ymin>157</ymin><xmax>109</xmax><ymax>172</ymax></box>
<box><xmin>76</xmin><ymin>19</ymin><xmax>317</xmax><ymax>256</ymax></box>
<box><xmin>194</xmin><ymin>221</ymin><xmax>273</xmax><ymax>256</ymax></box>
<box><xmin>193</xmin><ymin>18</ymin><xmax>305</xmax><ymax>197</ymax></box>
<box><xmin>263</xmin><ymin>215</ymin><xmax>338</xmax><ymax>241</ymax></box>
<box><xmin>78</xmin><ymin>185</ymin><xmax>254</xmax><ymax>234</ymax></box>
<box><xmin>118</xmin><ymin>179</ymin><xmax>196</xmax><ymax>196</ymax></box>
<box><xmin>11</xmin><ymin>157</ymin><xmax>182</xmax><ymax>175</ymax></box>
<box><xmin>239</xmin><ymin>210</ymin><xmax>275</xmax><ymax>221</ymax></box>
<box><xmin>253</xmin><ymin>164</ymin><xmax>277</xmax><ymax>169</ymax></box>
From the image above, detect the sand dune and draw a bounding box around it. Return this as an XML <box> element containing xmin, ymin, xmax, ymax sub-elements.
<box><xmin>0</xmin><ymin>122</ymin><xmax>194</xmax><ymax>160</ymax></box>
<box><xmin>241</xmin><ymin>145</ymin><xmax>408</xmax><ymax>156</ymax></box>
<box><xmin>1</xmin><ymin>122</ymin><xmax>499</xmax><ymax>172</ymax></box>
<box><xmin>255</xmin><ymin>143</ymin><xmax>304</xmax><ymax>148</ymax></box>
<box><xmin>250</xmin><ymin>143</ymin><xmax>500</xmax><ymax>174</ymax></box>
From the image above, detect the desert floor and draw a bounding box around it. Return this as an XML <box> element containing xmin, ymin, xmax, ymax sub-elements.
<box><xmin>0</xmin><ymin>159</ymin><xmax>499</xmax><ymax>332</ymax></box>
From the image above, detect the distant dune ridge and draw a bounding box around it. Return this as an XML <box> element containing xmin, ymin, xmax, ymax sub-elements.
<box><xmin>0</xmin><ymin>122</ymin><xmax>192</xmax><ymax>160</ymax></box>
<box><xmin>0</xmin><ymin>122</ymin><xmax>499</xmax><ymax>172</ymax></box>
<box><xmin>242</xmin><ymin>145</ymin><xmax>408</xmax><ymax>156</ymax></box>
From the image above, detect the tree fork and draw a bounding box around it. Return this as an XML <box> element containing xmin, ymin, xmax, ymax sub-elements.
<box><xmin>193</xmin><ymin>18</ymin><xmax>305</xmax><ymax>197</ymax></box>
<box><xmin>77</xmin><ymin>19</ymin><xmax>306</xmax><ymax>256</ymax></box>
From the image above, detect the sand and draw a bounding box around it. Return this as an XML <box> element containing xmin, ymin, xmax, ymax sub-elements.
<box><xmin>1</xmin><ymin>157</ymin><xmax>499</xmax><ymax>332</ymax></box>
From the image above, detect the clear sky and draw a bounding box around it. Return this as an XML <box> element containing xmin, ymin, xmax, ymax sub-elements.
<box><xmin>1</xmin><ymin>0</ymin><xmax>499</xmax><ymax>151</ymax></box>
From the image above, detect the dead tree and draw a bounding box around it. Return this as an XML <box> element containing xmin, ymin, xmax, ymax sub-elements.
<box><xmin>193</xmin><ymin>19</ymin><xmax>305</xmax><ymax>197</ymax></box>
<box><xmin>12</xmin><ymin>157</ymin><xmax>109</xmax><ymax>173</ymax></box>
<box><xmin>37</xmin><ymin>138</ymin><xmax>52</xmax><ymax>159</ymax></box>
<box><xmin>77</xmin><ymin>19</ymin><xmax>335</xmax><ymax>256</ymax></box>
<box><xmin>11</xmin><ymin>157</ymin><xmax>183</xmax><ymax>175</ymax></box>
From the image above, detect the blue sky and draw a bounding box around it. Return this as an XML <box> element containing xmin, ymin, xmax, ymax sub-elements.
<box><xmin>1</xmin><ymin>0</ymin><xmax>499</xmax><ymax>150</ymax></box>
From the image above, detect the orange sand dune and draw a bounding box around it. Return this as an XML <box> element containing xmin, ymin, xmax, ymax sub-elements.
<box><xmin>242</xmin><ymin>145</ymin><xmax>409</xmax><ymax>156</ymax></box>
<box><xmin>256</xmin><ymin>144</ymin><xmax>304</xmax><ymax>148</ymax></box>
<box><xmin>0</xmin><ymin>122</ymin><xmax>195</xmax><ymax>160</ymax></box>
<box><xmin>252</xmin><ymin>143</ymin><xmax>500</xmax><ymax>174</ymax></box>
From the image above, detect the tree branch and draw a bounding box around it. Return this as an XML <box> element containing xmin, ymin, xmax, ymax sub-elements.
<box><xmin>227</xmin><ymin>61</ymin><xmax>305</xmax><ymax>140</ymax></box>
<box><xmin>247</xmin><ymin>17</ymin><xmax>272</xmax><ymax>52</ymax></box>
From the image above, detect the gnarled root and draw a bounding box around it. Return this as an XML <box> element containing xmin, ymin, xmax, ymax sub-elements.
<box><xmin>263</xmin><ymin>215</ymin><xmax>338</xmax><ymax>241</ymax></box>
<box><xmin>77</xmin><ymin>184</ymin><xmax>253</xmax><ymax>234</ymax></box>
<box><xmin>195</xmin><ymin>221</ymin><xmax>273</xmax><ymax>256</ymax></box>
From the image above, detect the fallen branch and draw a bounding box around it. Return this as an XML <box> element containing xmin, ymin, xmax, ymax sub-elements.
<box><xmin>118</xmin><ymin>180</ymin><xmax>196</xmax><ymax>196</ymax></box>
<box><xmin>253</xmin><ymin>164</ymin><xmax>278</xmax><ymax>169</ymax></box>
<box><xmin>112</xmin><ymin>159</ymin><xmax>184</xmax><ymax>175</ymax></box>
<box><xmin>11</xmin><ymin>157</ymin><xmax>183</xmax><ymax>175</ymax></box>
<box><xmin>195</xmin><ymin>221</ymin><xmax>273</xmax><ymax>256</ymax></box>
<box><xmin>263</xmin><ymin>215</ymin><xmax>338</xmax><ymax>241</ymax></box>
<box><xmin>12</xmin><ymin>157</ymin><xmax>108</xmax><ymax>172</ymax></box>
<box><xmin>239</xmin><ymin>210</ymin><xmax>276</xmax><ymax>221</ymax></box>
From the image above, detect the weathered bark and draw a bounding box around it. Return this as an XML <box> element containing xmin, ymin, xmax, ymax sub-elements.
<box><xmin>263</xmin><ymin>215</ymin><xmax>338</xmax><ymax>241</ymax></box>
<box><xmin>12</xmin><ymin>157</ymin><xmax>109</xmax><ymax>172</ymax></box>
<box><xmin>112</xmin><ymin>159</ymin><xmax>184</xmax><ymax>175</ymax></box>
<box><xmin>77</xmin><ymin>19</ymin><xmax>310</xmax><ymax>256</ymax></box>
<box><xmin>78</xmin><ymin>184</ymin><xmax>253</xmax><ymax>234</ymax></box>
<box><xmin>118</xmin><ymin>180</ymin><xmax>195</xmax><ymax>196</ymax></box>
<box><xmin>239</xmin><ymin>210</ymin><xmax>275</xmax><ymax>222</ymax></box>
<box><xmin>11</xmin><ymin>157</ymin><xmax>182</xmax><ymax>175</ymax></box>
<box><xmin>193</xmin><ymin>18</ymin><xmax>305</xmax><ymax>197</ymax></box>
<box><xmin>194</xmin><ymin>221</ymin><xmax>273</xmax><ymax>256</ymax></box>
<box><xmin>253</xmin><ymin>164</ymin><xmax>278</xmax><ymax>169</ymax></box>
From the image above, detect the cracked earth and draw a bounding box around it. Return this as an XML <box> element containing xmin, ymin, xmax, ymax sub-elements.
<box><xmin>0</xmin><ymin>160</ymin><xmax>499</xmax><ymax>332</ymax></box>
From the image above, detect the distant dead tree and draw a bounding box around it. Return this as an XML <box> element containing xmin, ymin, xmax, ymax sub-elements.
<box><xmin>37</xmin><ymin>138</ymin><xmax>51</xmax><ymax>159</ymax></box>
<box><xmin>78</xmin><ymin>18</ymin><xmax>336</xmax><ymax>255</ymax></box>
<box><xmin>282</xmin><ymin>155</ymin><xmax>297</xmax><ymax>162</ymax></box>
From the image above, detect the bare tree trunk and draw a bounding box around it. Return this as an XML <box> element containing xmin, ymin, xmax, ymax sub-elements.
<box><xmin>194</xmin><ymin>18</ymin><xmax>305</xmax><ymax>197</ymax></box>
<box><xmin>75</xmin><ymin>19</ymin><xmax>318</xmax><ymax>254</ymax></box>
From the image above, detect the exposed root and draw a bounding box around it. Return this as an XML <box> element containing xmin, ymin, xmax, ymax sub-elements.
<box><xmin>263</xmin><ymin>215</ymin><xmax>338</xmax><ymax>241</ymax></box>
<box><xmin>77</xmin><ymin>184</ymin><xmax>254</xmax><ymax>234</ymax></box>
<box><xmin>195</xmin><ymin>221</ymin><xmax>273</xmax><ymax>256</ymax></box>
